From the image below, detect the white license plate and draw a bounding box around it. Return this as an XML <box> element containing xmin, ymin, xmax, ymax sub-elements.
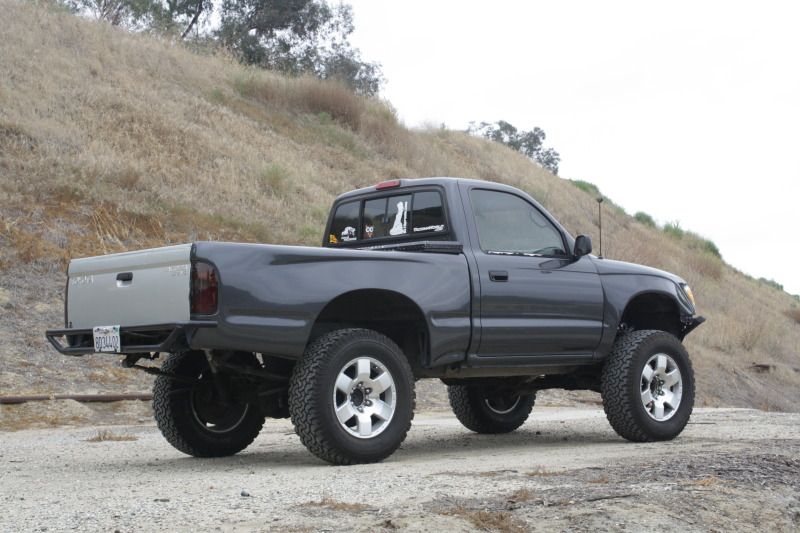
<box><xmin>93</xmin><ymin>325</ymin><xmax>121</xmax><ymax>353</ymax></box>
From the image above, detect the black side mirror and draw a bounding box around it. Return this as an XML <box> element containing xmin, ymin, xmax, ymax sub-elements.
<box><xmin>574</xmin><ymin>235</ymin><xmax>592</xmax><ymax>258</ymax></box>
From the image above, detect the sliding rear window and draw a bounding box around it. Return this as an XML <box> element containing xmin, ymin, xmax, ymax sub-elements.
<box><xmin>328</xmin><ymin>189</ymin><xmax>447</xmax><ymax>245</ymax></box>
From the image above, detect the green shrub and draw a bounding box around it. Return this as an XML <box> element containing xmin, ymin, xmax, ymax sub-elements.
<box><xmin>663</xmin><ymin>221</ymin><xmax>685</xmax><ymax>239</ymax></box>
<box><xmin>259</xmin><ymin>164</ymin><xmax>289</xmax><ymax>194</ymax></box>
<box><xmin>317</xmin><ymin>111</ymin><xmax>332</xmax><ymax>125</ymax></box>
<box><xmin>570</xmin><ymin>180</ymin><xmax>600</xmax><ymax>197</ymax></box>
<box><xmin>699</xmin><ymin>238</ymin><xmax>721</xmax><ymax>258</ymax></box>
<box><xmin>208</xmin><ymin>88</ymin><xmax>225</xmax><ymax>104</ymax></box>
<box><xmin>758</xmin><ymin>278</ymin><xmax>784</xmax><ymax>291</ymax></box>
<box><xmin>634</xmin><ymin>211</ymin><xmax>656</xmax><ymax>227</ymax></box>
<box><xmin>684</xmin><ymin>231</ymin><xmax>722</xmax><ymax>258</ymax></box>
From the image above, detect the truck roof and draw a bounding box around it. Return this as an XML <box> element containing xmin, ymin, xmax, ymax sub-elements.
<box><xmin>335</xmin><ymin>177</ymin><xmax>510</xmax><ymax>202</ymax></box>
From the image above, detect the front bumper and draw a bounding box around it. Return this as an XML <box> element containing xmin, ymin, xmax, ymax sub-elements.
<box><xmin>45</xmin><ymin>321</ymin><xmax>217</xmax><ymax>356</ymax></box>
<box><xmin>680</xmin><ymin>315</ymin><xmax>705</xmax><ymax>339</ymax></box>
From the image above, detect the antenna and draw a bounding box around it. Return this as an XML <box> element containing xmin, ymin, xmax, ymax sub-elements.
<box><xmin>596</xmin><ymin>196</ymin><xmax>604</xmax><ymax>258</ymax></box>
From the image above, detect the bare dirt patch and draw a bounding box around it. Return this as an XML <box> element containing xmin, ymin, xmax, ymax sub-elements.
<box><xmin>1</xmin><ymin>408</ymin><xmax>797</xmax><ymax>532</ymax></box>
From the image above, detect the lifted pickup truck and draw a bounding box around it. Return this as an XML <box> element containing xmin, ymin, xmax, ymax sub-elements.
<box><xmin>47</xmin><ymin>178</ymin><xmax>704</xmax><ymax>465</ymax></box>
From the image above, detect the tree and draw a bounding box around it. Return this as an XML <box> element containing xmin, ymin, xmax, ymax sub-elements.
<box><xmin>469</xmin><ymin>120</ymin><xmax>561</xmax><ymax>175</ymax></box>
<box><xmin>153</xmin><ymin>0</ymin><xmax>214</xmax><ymax>38</ymax></box>
<box><xmin>216</xmin><ymin>0</ymin><xmax>382</xmax><ymax>95</ymax></box>
<box><xmin>61</xmin><ymin>0</ymin><xmax>383</xmax><ymax>95</ymax></box>
<box><xmin>64</xmin><ymin>0</ymin><xmax>157</xmax><ymax>28</ymax></box>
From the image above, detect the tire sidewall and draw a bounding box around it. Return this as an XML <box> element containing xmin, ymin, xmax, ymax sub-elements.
<box><xmin>313</xmin><ymin>335</ymin><xmax>414</xmax><ymax>462</ymax></box>
<box><xmin>628</xmin><ymin>335</ymin><xmax>695</xmax><ymax>439</ymax></box>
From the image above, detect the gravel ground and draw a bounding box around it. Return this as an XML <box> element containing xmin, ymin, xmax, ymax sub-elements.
<box><xmin>1</xmin><ymin>408</ymin><xmax>798</xmax><ymax>532</ymax></box>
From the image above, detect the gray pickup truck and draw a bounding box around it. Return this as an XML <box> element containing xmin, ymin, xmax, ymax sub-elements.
<box><xmin>47</xmin><ymin>178</ymin><xmax>704</xmax><ymax>465</ymax></box>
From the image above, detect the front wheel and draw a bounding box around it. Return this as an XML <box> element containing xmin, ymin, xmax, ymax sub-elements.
<box><xmin>153</xmin><ymin>351</ymin><xmax>265</xmax><ymax>457</ymax></box>
<box><xmin>448</xmin><ymin>385</ymin><xmax>535</xmax><ymax>434</ymax></box>
<box><xmin>289</xmin><ymin>329</ymin><xmax>415</xmax><ymax>465</ymax></box>
<box><xmin>601</xmin><ymin>330</ymin><xmax>695</xmax><ymax>442</ymax></box>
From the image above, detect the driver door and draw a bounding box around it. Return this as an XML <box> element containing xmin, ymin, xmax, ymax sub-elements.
<box><xmin>467</xmin><ymin>188</ymin><xmax>604</xmax><ymax>358</ymax></box>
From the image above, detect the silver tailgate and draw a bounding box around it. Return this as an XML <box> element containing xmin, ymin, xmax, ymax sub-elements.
<box><xmin>67</xmin><ymin>243</ymin><xmax>192</xmax><ymax>329</ymax></box>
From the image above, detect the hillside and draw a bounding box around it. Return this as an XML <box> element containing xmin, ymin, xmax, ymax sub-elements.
<box><xmin>1</xmin><ymin>0</ymin><xmax>799</xmax><ymax>414</ymax></box>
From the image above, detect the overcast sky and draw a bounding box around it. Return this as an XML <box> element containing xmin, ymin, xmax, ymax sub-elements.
<box><xmin>347</xmin><ymin>0</ymin><xmax>800</xmax><ymax>295</ymax></box>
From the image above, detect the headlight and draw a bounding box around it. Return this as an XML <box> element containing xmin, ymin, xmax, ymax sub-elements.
<box><xmin>682</xmin><ymin>284</ymin><xmax>696</xmax><ymax>307</ymax></box>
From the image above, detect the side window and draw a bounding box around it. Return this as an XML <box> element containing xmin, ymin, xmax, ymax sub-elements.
<box><xmin>362</xmin><ymin>194</ymin><xmax>411</xmax><ymax>239</ymax></box>
<box><xmin>470</xmin><ymin>190</ymin><xmax>566</xmax><ymax>256</ymax></box>
<box><xmin>411</xmin><ymin>191</ymin><xmax>446</xmax><ymax>233</ymax></box>
<box><xmin>329</xmin><ymin>201</ymin><xmax>359</xmax><ymax>244</ymax></box>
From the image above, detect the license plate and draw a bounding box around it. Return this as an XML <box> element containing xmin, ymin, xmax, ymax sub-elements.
<box><xmin>93</xmin><ymin>325</ymin><xmax>121</xmax><ymax>353</ymax></box>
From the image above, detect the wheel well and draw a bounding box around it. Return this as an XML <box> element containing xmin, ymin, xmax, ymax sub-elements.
<box><xmin>309</xmin><ymin>290</ymin><xmax>429</xmax><ymax>374</ymax></box>
<box><xmin>619</xmin><ymin>292</ymin><xmax>682</xmax><ymax>337</ymax></box>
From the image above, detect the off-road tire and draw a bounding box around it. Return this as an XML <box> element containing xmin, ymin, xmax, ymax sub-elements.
<box><xmin>289</xmin><ymin>329</ymin><xmax>415</xmax><ymax>465</ymax></box>
<box><xmin>601</xmin><ymin>330</ymin><xmax>695</xmax><ymax>442</ymax></box>
<box><xmin>153</xmin><ymin>351</ymin><xmax>265</xmax><ymax>457</ymax></box>
<box><xmin>448</xmin><ymin>385</ymin><xmax>535</xmax><ymax>434</ymax></box>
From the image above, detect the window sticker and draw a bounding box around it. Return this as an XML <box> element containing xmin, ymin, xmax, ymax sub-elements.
<box><xmin>365</xmin><ymin>225</ymin><xmax>375</xmax><ymax>238</ymax></box>
<box><xmin>413</xmin><ymin>224</ymin><xmax>444</xmax><ymax>233</ymax></box>
<box><xmin>389</xmin><ymin>201</ymin><xmax>408</xmax><ymax>235</ymax></box>
<box><xmin>329</xmin><ymin>234</ymin><xmax>338</xmax><ymax>244</ymax></box>
<box><xmin>341</xmin><ymin>226</ymin><xmax>357</xmax><ymax>241</ymax></box>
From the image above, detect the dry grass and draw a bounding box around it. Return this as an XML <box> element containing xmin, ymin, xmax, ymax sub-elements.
<box><xmin>785</xmin><ymin>308</ymin><xmax>800</xmax><ymax>325</ymax></box>
<box><xmin>690</xmin><ymin>476</ymin><xmax>719</xmax><ymax>486</ymax></box>
<box><xmin>526</xmin><ymin>466</ymin><xmax>556</xmax><ymax>477</ymax></box>
<box><xmin>2</xmin><ymin>0</ymin><xmax>800</xmax><ymax>410</ymax></box>
<box><xmin>507</xmin><ymin>488</ymin><xmax>538</xmax><ymax>502</ymax></box>
<box><xmin>85</xmin><ymin>429</ymin><xmax>137</xmax><ymax>442</ymax></box>
<box><xmin>300</xmin><ymin>497</ymin><xmax>370</xmax><ymax>512</ymax></box>
<box><xmin>439</xmin><ymin>507</ymin><xmax>527</xmax><ymax>533</ymax></box>
<box><xmin>587</xmin><ymin>474</ymin><xmax>610</xmax><ymax>484</ymax></box>
<box><xmin>0</xmin><ymin>401</ymin><xmax>91</xmax><ymax>430</ymax></box>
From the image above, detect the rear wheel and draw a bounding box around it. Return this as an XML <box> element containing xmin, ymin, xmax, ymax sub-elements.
<box><xmin>153</xmin><ymin>351</ymin><xmax>265</xmax><ymax>457</ymax></box>
<box><xmin>289</xmin><ymin>329</ymin><xmax>415</xmax><ymax>465</ymax></box>
<box><xmin>601</xmin><ymin>330</ymin><xmax>695</xmax><ymax>442</ymax></box>
<box><xmin>448</xmin><ymin>385</ymin><xmax>535</xmax><ymax>434</ymax></box>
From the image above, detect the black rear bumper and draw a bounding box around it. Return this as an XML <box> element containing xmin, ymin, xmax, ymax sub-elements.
<box><xmin>45</xmin><ymin>321</ymin><xmax>217</xmax><ymax>356</ymax></box>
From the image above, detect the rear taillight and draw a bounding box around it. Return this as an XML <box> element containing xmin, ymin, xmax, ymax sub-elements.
<box><xmin>191</xmin><ymin>262</ymin><xmax>218</xmax><ymax>315</ymax></box>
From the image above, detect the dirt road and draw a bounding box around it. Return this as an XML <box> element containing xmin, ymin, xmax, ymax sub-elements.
<box><xmin>2</xmin><ymin>407</ymin><xmax>798</xmax><ymax>532</ymax></box>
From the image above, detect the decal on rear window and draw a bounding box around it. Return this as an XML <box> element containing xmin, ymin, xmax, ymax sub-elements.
<box><xmin>341</xmin><ymin>226</ymin><xmax>357</xmax><ymax>241</ymax></box>
<box><xmin>389</xmin><ymin>200</ymin><xmax>409</xmax><ymax>235</ymax></box>
<box><xmin>328</xmin><ymin>190</ymin><xmax>447</xmax><ymax>245</ymax></box>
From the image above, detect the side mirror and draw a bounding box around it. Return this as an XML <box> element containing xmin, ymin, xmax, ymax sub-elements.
<box><xmin>574</xmin><ymin>235</ymin><xmax>592</xmax><ymax>258</ymax></box>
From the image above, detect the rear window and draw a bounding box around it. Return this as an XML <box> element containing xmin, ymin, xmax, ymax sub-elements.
<box><xmin>328</xmin><ymin>190</ymin><xmax>447</xmax><ymax>245</ymax></box>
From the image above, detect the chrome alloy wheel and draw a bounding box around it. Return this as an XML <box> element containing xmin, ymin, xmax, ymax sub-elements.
<box><xmin>484</xmin><ymin>395</ymin><xmax>522</xmax><ymax>415</ymax></box>
<box><xmin>641</xmin><ymin>353</ymin><xmax>683</xmax><ymax>421</ymax></box>
<box><xmin>333</xmin><ymin>357</ymin><xmax>397</xmax><ymax>439</ymax></box>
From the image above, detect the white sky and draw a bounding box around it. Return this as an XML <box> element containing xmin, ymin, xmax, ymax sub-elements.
<box><xmin>347</xmin><ymin>0</ymin><xmax>800</xmax><ymax>295</ymax></box>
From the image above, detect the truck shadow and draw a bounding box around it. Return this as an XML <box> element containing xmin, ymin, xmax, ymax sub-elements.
<box><xmin>98</xmin><ymin>424</ymin><xmax>627</xmax><ymax>473</ymax></box>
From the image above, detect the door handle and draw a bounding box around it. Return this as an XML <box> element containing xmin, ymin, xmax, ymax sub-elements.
<box><xmin>116</xmin><ymin>272</ymin><xmax>133</xmax><ymax>282</ymax></box>
<box><xmin>489</xmin><ymin>271</ymin><xmax>509</xmax><ymax>282</ymax></box>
